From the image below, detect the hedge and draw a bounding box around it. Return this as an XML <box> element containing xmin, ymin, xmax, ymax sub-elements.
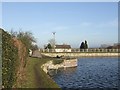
<box><xmin>0</xmin><ymin>29</ymin><xmax>2</xmax><ymax>88</ymax></box>
<box><xmin>2</xmin><ymin>29</ymin><xmax>18</xmax><ymax>88</ymax></box>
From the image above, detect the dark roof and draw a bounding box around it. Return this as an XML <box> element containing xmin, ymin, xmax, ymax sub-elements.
<box><xmin>55</xmin><ymin>45</ymin><xmax>71</xmax><ymax>49</ymax></box>
<box><xmin>107</xmin><ymin>45</ymin><xmax>120</xmax><ymax>49</ymax></box>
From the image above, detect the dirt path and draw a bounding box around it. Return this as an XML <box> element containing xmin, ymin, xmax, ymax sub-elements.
<box><xmin>32</xmin><ymin>50</ymin><xmax>42</xmax><ymax>58</ymax></box>
<box><xmin>24</xmin><ymin>57</ymin><xmax>60</xmax><ymax>89</ymax></box>
<box><xmin>34</xmin><ymin>63</ymin><xmax>43</xmax><ymax>88</ymax></box>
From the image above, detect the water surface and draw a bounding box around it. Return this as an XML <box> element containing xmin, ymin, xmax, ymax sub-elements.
<box><xmin>52</xmin><ymin>57</ymin><xmax>119</xmax><ymax>90</ymax></box>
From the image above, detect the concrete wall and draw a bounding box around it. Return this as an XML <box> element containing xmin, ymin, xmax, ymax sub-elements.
<box><xmin>64</xmin><ymin>59</ymin><xmax>77</xmax><ymax>67</ymax></box>
<box><xmin>55</xmin><ymin>49</ymin><xmax>71</xmax><ymax>52</ymax></box>
<box><xmin>41</xmin><ymin>52</ymin><xmax>119</xmax><ymax>57</ymax></box>
<box><xmin>41</xmin><ymin>59</ymin><xmax>77</xmax><ymax>74</ymax></box>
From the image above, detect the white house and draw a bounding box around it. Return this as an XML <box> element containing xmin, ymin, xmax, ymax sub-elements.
<box><xmin>55</xmin><ymin>45</ymin><xmax>71</xmax><ymax>52</ymax></box>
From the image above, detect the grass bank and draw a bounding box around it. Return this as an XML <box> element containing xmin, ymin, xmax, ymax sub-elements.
<box><xmin>22</xmin><ymin>57</ymin><xmax>61</xmax><ymax>89</ymax></box>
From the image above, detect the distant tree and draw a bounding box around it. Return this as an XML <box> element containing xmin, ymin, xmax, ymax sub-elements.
<box><xmin>84</xmin><ymin>40</ymin><xmax>88</xmax><ymax>49</ymax></box>
<box><xmin>48</xmin><ymin>39</ymin><xmax>56</xmax><ymax>49</ymax></box>
<box><xmin>44</xmin><ymin>43</ymin><xmax>52</xmax><ymax>49</ymax></box>
<box><xmin>31</xmin><ymin>44</ymin><xmax>38</xmax><ymax>51</ymax></box>
<box><xmin>80</xmin><ymin>40</ymin><xmax>88</xmax><ymax>49</ymax></box>
<box><xmin>44</xmin><ymin>45</ymin><xmax>47</xmax><ymax>49</ymax></box>
<box><xmin>10</xmin><ymin>29</ymin><xmax>17</xmax><ymax>37</ymax></box>
<box><xmin>10</xmin><ymin>30</ymin><xmax>36</xmax><ymax>56</ymax></box>
<box><xmin>17</xmin><ymin>31</ymin><xmax>36</xmax><ymax>50</ymax></box>
<box><xmin>80</xmin><ymin>42</ymin><xmax>85</xmax><ymax>49</ymax></box>
<box><xmin>47</xmin><ymin>43</ymin><xmax>52</xmax><ymax>49</ymax></box>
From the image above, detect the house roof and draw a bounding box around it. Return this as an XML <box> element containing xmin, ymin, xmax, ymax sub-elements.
<box><xmin>107</xmin><ymin>45</ymin><xmax>120</xmax><ymax>49</ymax></box>
<box><xmin>55</xmin><ymin>45</ymin><xmax>71</xmax><ymax>49</ymax></box>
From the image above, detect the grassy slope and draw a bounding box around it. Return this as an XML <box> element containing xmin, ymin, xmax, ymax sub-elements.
<box><xmin>22</xmin><ymin>57</ymin><xmax>61</xmax><ymax>89</ymax></box>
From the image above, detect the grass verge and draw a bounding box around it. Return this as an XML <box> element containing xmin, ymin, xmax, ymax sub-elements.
<box><xmin>22</xmin><ymin>57</ymin><xmax>61</xmax><ymax>89</ymax></box>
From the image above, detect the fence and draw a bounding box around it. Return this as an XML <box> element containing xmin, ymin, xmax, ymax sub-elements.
<box><xmin>40</xmin><ymin>48</ymin><xmax>119</xmax><ymax>53</ymax></box>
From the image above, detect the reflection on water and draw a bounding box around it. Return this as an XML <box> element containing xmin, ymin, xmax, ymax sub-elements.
<box><xmin>51</xmin><ymin>57</ymin><xmax>119</xmax><ymax>90</ymax></box>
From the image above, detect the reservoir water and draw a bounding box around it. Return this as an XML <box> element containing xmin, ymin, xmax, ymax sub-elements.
<box><xmin>51</xmin><ymin>57</ymin><xmax>119</xmax><ymax>90</ymax></box>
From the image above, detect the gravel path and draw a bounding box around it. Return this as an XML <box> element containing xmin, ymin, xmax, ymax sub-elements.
<box><xmin>32</xmin><ymin>50</ymin><xmax>42</xmax><ymax>58</ymax></box>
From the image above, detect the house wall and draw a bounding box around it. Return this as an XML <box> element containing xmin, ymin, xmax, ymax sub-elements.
<box><xmin>55</xmin><ymin>49</ymin><xmax>71</xmax><ymax>52</ymax></box>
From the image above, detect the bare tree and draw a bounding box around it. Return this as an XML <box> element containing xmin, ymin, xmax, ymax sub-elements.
<box><xmin>48</xmin><ymin>39</ymin><xmax>56</xmax><ymax>49</ymax></box>
<box><xmin>10</xmin><ymin>29</ymin><xmax>17</xmax><ymax>37</ymax></box>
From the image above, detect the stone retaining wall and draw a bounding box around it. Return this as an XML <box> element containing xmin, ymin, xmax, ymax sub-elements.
<box><xmin>41</xmin><ymin>59</ymin><xmax>77</xmax><ymax>73</ymax></box>
<box><xmin>64</xmin><ymin>59</ymin><xmax>77</xmax><ymax>68</ymax></box>
<box><xmin>41</xmin><ymin>52</ymin><xmax>119</xmax><ymax>58</ymax></box>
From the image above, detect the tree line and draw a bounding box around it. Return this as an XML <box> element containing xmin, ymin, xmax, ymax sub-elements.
<box><xmin>10</xmin><ymin>30</ymin><xmax>38</xmax><ymax>53</ymax></box>
<box><xmin>80</xmin><ymin>40</ymin><xmax>88</xmax><ymax>49</ymax></box>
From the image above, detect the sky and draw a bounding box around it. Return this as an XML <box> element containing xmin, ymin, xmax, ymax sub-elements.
<box><xmin>1</xmin><ymin>0</ymin><xmax>120</xmax><ymax>2</ymax></box>
<box><xmin>2</xmin><ymin>2</ymin><xmax>118</xmax><ymax>48</ymax></box>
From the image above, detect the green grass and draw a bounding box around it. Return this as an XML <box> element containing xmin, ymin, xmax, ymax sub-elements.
<box><xmin>22</xmin><ymin>57</ymin><xmax>61</xmax><ymax>89</ymax></box>
<box><xmin>52</xmin><ymin>59</ymin><xmax>64</xmax><ymax>65</ymax></box>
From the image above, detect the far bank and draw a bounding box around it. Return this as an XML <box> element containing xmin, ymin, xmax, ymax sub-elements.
<box><xmin>41</xmin><ymin>52</ymin><xmax>119</xmax><ymax>58</ymax></box>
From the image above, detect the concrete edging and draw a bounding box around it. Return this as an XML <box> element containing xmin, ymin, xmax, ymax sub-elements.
<box><xmin>41</xmin><ymin>52</ymin><xmax>119</xmax><ymax>57</ymax></box>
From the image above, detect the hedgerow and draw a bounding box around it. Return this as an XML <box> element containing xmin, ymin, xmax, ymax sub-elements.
<box><xmin>2</xmin><ymin>29</ymin><xmax>18</xmax><ymax>88</ymax></box>
<box><xmin>2</xmin><ymin>28</ymin><xmax>36</xmax><ymax>88</ymax></box>
<box><xmin>0</xmin><ymin>29</ymin><xmax>2</xmax><ymax>88</ymax></box>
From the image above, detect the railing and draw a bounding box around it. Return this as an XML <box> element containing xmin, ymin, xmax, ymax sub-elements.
<box><xmin>40</xmin><ymin>48</ymin><xmax>119</xmax><ymax>53</ymax></box>
<box><xmin>71</xmin><ymin>48</ymin><xmax>119</xmax><ymax>53</ymax></box>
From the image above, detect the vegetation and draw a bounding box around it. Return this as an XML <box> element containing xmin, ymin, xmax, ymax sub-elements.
<box><xmin>31</xmin><ymin>44</ymin><xmax>38</xmax><ymax>51</ymax></box>
<box><xmin>2</xmin><ymin>29</ymin><xmax>38</xmax><ymax>88</ymax></box>
<box><xmin>52</xmin><ymin>59</ymin><xmax>64</xmax><ymax>65</ymax></box>
<box><xmin>80</xmin><ymin>42</ymin><xmax>85</xmax><ymax>49</ymax></box>
<box><xmin>48</xmin><ymin>39</ymin><xmax>55</xmax><ymax>48</ymax></box>
<box><xmin>2</xmin><ymin>28</ymin><xmax>61</xmax><ymax>88</ymax></box>
<box><xmin>2</xmin><ymin>28</ymin><xmax>18</xmax><ymax>88</ymax></box>
<box><xmin>10</xmin><ymin>30</ymin><xmax>38</xmax><ymax>52</ymax></box>
<box><xmin>0</xmin><ymin>29</ymin><xmax>2</xmax><ymax>87</ymax></box>
<box><xmin>11</xmin><ymin>30</ymin><xmax>38</xmax><ymax>67</ymax></box>
<box><xmin>16</xmin><ymin>31</ymin><xmax>36</xmax><ymax>56</ymax></box>
<box><xmin>45</xmin><ymin>43</ymin><xmax>52</xmax><ymax>49</ymax></box>
<box><xmin>23</xmin><ymin>57</ymin><xmax>61</xmax><ymax>88</ymax></box>
<box><xmin>80</xmin><ymin>40</ymin><xmax>88</xmax><ymax>49</ymax></box>
<box><xmin>84</xmin><ymin>40</ymin><xmax>88</xmax><ymax>49</ymax></box>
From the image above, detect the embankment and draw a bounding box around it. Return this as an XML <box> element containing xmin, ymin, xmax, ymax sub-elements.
<box><xmin>41</xmin><ymin>58</ymin><xmax>77</xmax><ymax>74</ymax></box>
<box><xmin>41</xmin><ymin>52</ymin><xmax>119</xmax><ymax>57</ymax></box>
<box><xmin>23</xmin><ymin>57</ymin><xmax>61</xmax><ymax>88</ymax></box>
